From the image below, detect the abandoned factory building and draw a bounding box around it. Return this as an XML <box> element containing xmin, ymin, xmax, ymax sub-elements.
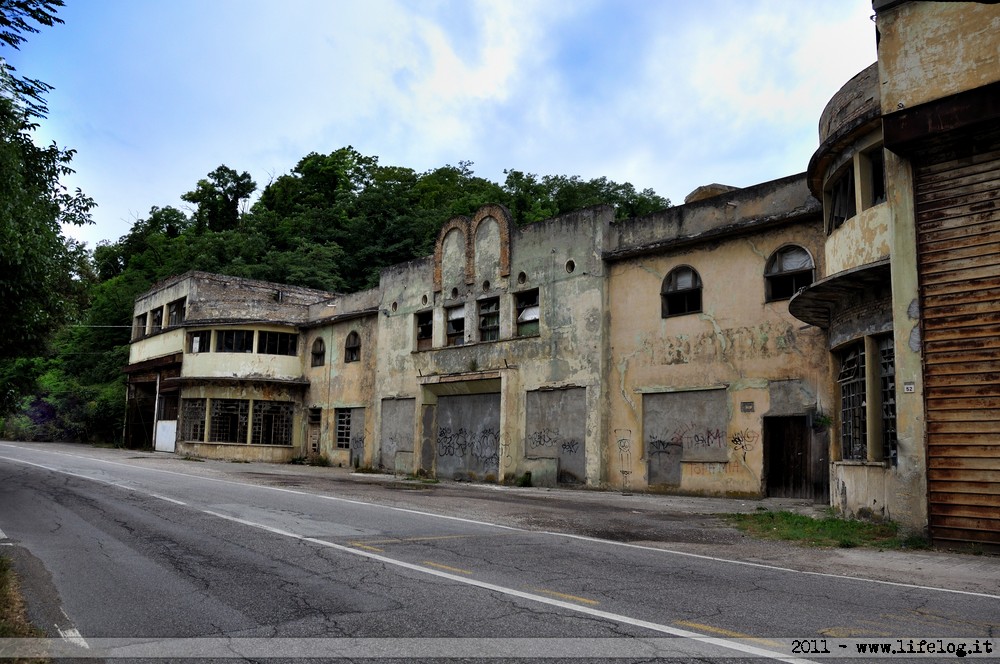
<box><xmin>125</xmin><ymin>0</ymin><xmax>1000</xmax><ymax>548</ymax></box>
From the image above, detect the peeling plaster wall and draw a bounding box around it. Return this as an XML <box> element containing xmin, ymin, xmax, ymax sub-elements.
<box><xmin>305</xmin><ymin>313</ymin><xmax>379</xmax><ymax>467</ymax></box>
<box><xmin>607</xmin><ymin>178</ymin><xmax>830</xmax><ymax>497</ymax></box>
<box><xmin>825</xmin><ymin>205</ymin><xmax>891</xmax><ymax>276</ymax></box>
<box><xmin>374</xmin><ymin>206</ymin><xmax>612</xmax><ymax>485</ymax></box>
<box><xmin>877</xmin><ymin>2</ymin><xmax>1000</xmax><ymax>114</ymax></box>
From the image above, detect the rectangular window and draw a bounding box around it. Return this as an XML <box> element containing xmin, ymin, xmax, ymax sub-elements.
<box><xmin>133</xmin><ymin>313</ymin><xmax>147</xmax><ymax>340</ymax></box>
<box><xmin>416</xmin><ymin>311</ymin><xmax>433</xmax><ymax>351</ymax></box>
<box><xmin>150</xmin><ymin>308</ymin><xmax>164</xmax><ymax>334</ymax></box>
<box><xmin>209</xmin><ymin>398</ymin><xmax>249</xmax><ymax>443</ymax></box>
<box><xmin>478</xmin><ymin>297</ymin><xmax>500</xmax><ymax>342</ymax></box>
<box><xmin>257</xmin><ymin>331</ymin><xmax>298</xmax><ymax>356</ymax></box>
<box><xmin>251</xmin><ymin>400</ymin><xmax>294</xmax><ymax>446</ymax></box>
<box><xmin>216</xmin><ymin>329</ymin><xmax>255</xmax><ymax>353</ymax></box>
<box><xmin>446</xmin><ymin>305</ymin><xmax>465</xmax><ymax>346</ymax></box>
<box><xmin>515</xmin><ymin>289</ymin><xmax>540</xmax><ymax>337</ymax></box>
<box><xmin>335</xmin><ymin>409</ymin><xmax>352</xmax><ymax>449</ymax></box>
<box><xmin>827</xmin><ymin>165</ymin><xmax>856</xmax><ymax>233</ymax></box>
<box><xmin>180</xmin><ymin>398</ymin><xmax>206</xmax><ymax>442</ymax></box>
<box><xmin>865</xmin><ymin>148</ymin><xmax>886</xmax><ymax>207</ymax></box>
<box><xmin>167</xmin><ymin>298</ymin><xmax>186</xmax><ymax>327</ymax></box>
<box><xmin>878</xmin><ymin>335</ymin><xmax>897</xmax><ymax>465</ymax></box>
<box><xmin>188</xmin><ymin>330</ymin><xmax>211</xmax><ymax>353</ymax></box>
<box><xmin>838</xmin><ymin>343</ymin><xmax>867</xmax><ymax>460</ymax></box>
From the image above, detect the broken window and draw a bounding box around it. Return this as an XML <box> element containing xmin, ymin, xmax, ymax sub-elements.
<box><xmin>838</xmin><ymin>343</ymin><xmax>867</xmax><ymax>460</ymax></box>
<box><xmin>335</xmin><ymin>408</ymin><xmax>352</xmax><ymax>449</ymax></box>
<box><xmin>257</xmin><ymin>331</ymin><xmax>298</xmax><ymax>356</ymax></box>
<box><xmin>209</xmin><ymin>398</ymin><xmax>249</xmax><ymax>443</ymax></box>
<box><xmin>133</xmin><ymin>313</ymin><xmax>147</xmax><ymax>340</ymax></box>
<box><xmin>251</xmin><ymin>400</ymin><xmax>294</xmax><ymax>446</ymax></box>
<box><xmin>515</xmin><ymin>289</ymin><xmax>540</xmax><ymax>337</ymax></box>
<box><xmin>878</xmin><ymin>335</ymin><xmax>897</xmax><ymax>465</ymax></box>
<box><xmin>216</xmin><ymin>329</ymin><xmax>255</xmax><ymax>353</ymax></box>
<box><xmin>416</xmin><ymin>311</ymin><xmax>433</xmax><ymax>351</ymax></box>
<box><xmin>167</xmin><ymin>298</ymin><xmax>186</xmax><ymax>327</ymax></box>
<box><xmin>478</xmin><ymin>297</ymin><xmax>500</xmax><ymax>342</ymax></box>
<box><xmin>446</xmin><ymin>305</ymin><xmax>465</xmax><ymax>346</ymax></box>
<box><xmin>345</xmin><ymin>331</ymin><xmax>361</xmax><ymax>362</ymax></box>
<box><xmin>661</xmin><ymin>266</ymin><xmax>702</xmax><ymax>317</ymax></box>
<box><xmin>765</xmin><ymin>245</ymin><xmax>815</xmax><ymax>301</ymax></box>
<box><xmin>150</xmin><ymin>307</ymin><xmax>164</xmax><ymax>334</ymax></box>
<box><xmin>864</xmin><ymin>147</ymin><xmax>886</xmax><ymax>208</ymax></box>
<box><xmin>180</xmin><ymin>398</ymin><xmax>206</xmax><ymax>441</ymax></box>
<box><xmin>188</xmin><ymin>330</ymin><xmax>211</xmax><ymax>353</ymax></box>
<box><xmin>827</xmin><ymin>165</ymin><xmax>856</xmax><ymax>232</ymax></box>
<box><xmin>311</xmin><ymin>337</ymin><xmax>326</xmax><ymax>367</ymax></box>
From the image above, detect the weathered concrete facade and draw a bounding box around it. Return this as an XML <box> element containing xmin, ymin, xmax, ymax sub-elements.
<box><xmin>607</xmin><ymin>176</ymin><xmax>830</xmax><ymax>499</ymax></box>
<box><xmin>788</xmin><ymin>1</ymin><xmax>1000</xmax><ymax>545</ymax></box>
<box><xmin>125</xmin><ymin>1</ymin><xmax>1000</xmax><ymax>543</ymax></box>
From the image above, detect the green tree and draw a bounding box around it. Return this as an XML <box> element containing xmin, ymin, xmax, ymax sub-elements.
<box><xmin>182</xmin><ymin>165</ymin><xmax>256</xmax><ymax>233</ymax></box>
<box><xmin>0</xmin><ymin>0</ymin><xmax>93</xmax><ymax>362</ymax></box>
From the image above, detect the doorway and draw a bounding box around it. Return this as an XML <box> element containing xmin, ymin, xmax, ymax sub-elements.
<box><xmin>764</xmin><ymin>416</ymin><xmax>825</xmax><ymax>500</ymax></box>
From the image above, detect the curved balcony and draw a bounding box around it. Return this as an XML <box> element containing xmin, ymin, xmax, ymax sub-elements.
<box><xmin>825</xmin><ymin>203</ymin><xmax>891</xmax><ymax>276</ymax></box>
<box><xmin>181</xmin><ymin>352</ymin><xmax>305</xmax><ymax>384</ymax></box>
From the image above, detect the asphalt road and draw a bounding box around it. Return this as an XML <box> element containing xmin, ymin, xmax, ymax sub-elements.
<box><xmin>1</xmin><ymin>442</ymin><xmax>997</xmax><ymax>663</ymax></box>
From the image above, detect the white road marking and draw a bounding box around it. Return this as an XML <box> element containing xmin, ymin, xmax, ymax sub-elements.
<box><xmin>1</xmin><ymin>443</ymin><xmax>997</xmax><ymax>601</ymax></box>
<box><xmin>200</xmin><ymin>509</ymin><xmax>817</xmax><ymax>664</ymax></box>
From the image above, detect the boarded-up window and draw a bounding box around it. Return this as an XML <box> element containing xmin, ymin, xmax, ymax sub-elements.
<box><xmin>643</xmin><ymin>389</ymin><xmax>728</xmax><ymax>486</ymax></box>
<box><xmin>446</xmin><ymin>306</ymin><xmax>465</xmax><ymax>346</ymax></box>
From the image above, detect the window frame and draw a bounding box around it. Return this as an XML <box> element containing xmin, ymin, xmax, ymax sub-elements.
<box><xmin>188</xmin><ymin>330</ymin><xmax>211</xmax><ymax>353</ymax></box>
<box><xmin>180</xmin><ymin>398</ymin><xmax>206</xmax><ymax>442</ymax></box>
<box><xmin>661</xmin><ymin>266</ymin><xmax>702</xmax><ymax>318</ymax></box>
<box><xmin>827</xmin><ymin>164</ymin><xmax>856</xmax><ymax>233</ymax></box>
<box><xmin>311</xmin><ymin>337</ymin><xmax>326</xmax><ymax>367</ymax></box>
<box><xmin>216</xmin><ymin>329</ymin><xmax>255</xmax><ymax>353</ymax></box>
<box><xmin>764</xmin><ymin>245</ymin><xmax>815</xmax><ymax>302</ymax></box>
<box><xmin>250</xmin><ymin>400</ymin><xmax>294</xmax><ymax>446</ymax></box>
<box><xmin>257</xmin><ymin>331</ymin><xmax>298</xmax><ymax>356</ymax></box>
<box><xmin>335</xmin><ymin>408</ymin><xmax>352</xmax><ymax>449</ymax></box>
<box><xmin>514</xmin><ymin>289</ymin><xmax>540</xmax><ymax>337</ymax></box>
<box><xmin>209</xmin><ymin>398</ymin><xmax>250</xmax><ymax>444</ymax></box>
<box><xmin>415</xmin><ymin>310</ymin><xmax>433</xmax><ymax>351</ymax></box>
<box><xmin>478</xmin><ymin>297</ymin><xmax>500</xmax><ymax>342</ymax></box>
<box><xmin>133</xmin><ymin>313</ymin><xmax>148</xmax><ymax>340</ymax></box>
<box><xmin>838</xmin><ymin>342</ymin><xmax>867</xmax><ymax>461</ymax></box>
<box><xmin>167</xmin><ymin>298</ymin><xmax>186</xmax><ymax>327</ymax></box>
<box><xmin>446</xmin><ymin>305</ymin><xmax>466</xmax><ymax>346</ymax></box>
<box><xmin>344</xmin><ymin>331</ymin><xmax>361</xmax><ymax>362</ymax></box>
<box><xmin>149</xmin><ymin>307</ymin><xmax>164</xmax><ymax>334</ymax></box>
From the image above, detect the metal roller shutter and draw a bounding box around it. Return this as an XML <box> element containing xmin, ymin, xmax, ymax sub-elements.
<box><xmin>915</xmin><ymin>126</ymin><xmax>1000</xmax><ymax>546</ymax></box>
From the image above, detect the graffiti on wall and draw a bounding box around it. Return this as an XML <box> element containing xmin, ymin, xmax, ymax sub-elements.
<box><xmin>615</xmin><ymin>428</ymin><xmax>633</xmax><ymax>495</ymax></box>
<box><xmin>527</xmin><ymin>428</ymin><xmax>559</xmax><ymax>450</ymax></box>
<box><xmin>647</xmin><ymin>424</ymin><xmax>725</xmax><ymax>453</ymax></box>
<box><xmin>438</xmin><ymin>427</ymin><xmax>500</xmax><ymax>465</ymax></box>
<box><xmin>730</xmin><ymin>429</ymin><xmax>759</xmax><ymax>462</ymax></box>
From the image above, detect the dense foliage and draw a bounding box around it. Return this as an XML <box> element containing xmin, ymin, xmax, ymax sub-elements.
<box><xmin>0</xmin><ymin>3</ymin><xmax>671</xmax><ymax>445</ymax></box>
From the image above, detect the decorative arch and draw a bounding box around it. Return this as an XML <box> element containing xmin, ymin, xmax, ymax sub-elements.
<box><xmin>432</xmin><ymin>205</ymin><xmax>513</xmax><ymax>293</ymax></box>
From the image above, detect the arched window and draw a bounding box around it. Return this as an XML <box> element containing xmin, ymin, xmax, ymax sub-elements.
<box><xmin>661</xmin><ymin>266</ymin><xmax>702</xmax><ymax>317</ymax></box>
<box><xmin>344</xmin><ymin>331</ymin><xmax>361</xmax><ymax>363</ymax></box>
<box><xmin>765</xmin><ymin>245</ymin><xmax>815</xmax><ymax>301</ymax></box>
<box><xmin>311</xmin><ymin>337</ymin><xmax>325</xmax><ymax>367</ymax></box>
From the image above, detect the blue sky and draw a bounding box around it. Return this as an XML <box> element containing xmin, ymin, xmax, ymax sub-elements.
<box><xmin>11</xmin><ymin>0</ymin><xmax>877</xmax><ymax>247</ymax></box>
